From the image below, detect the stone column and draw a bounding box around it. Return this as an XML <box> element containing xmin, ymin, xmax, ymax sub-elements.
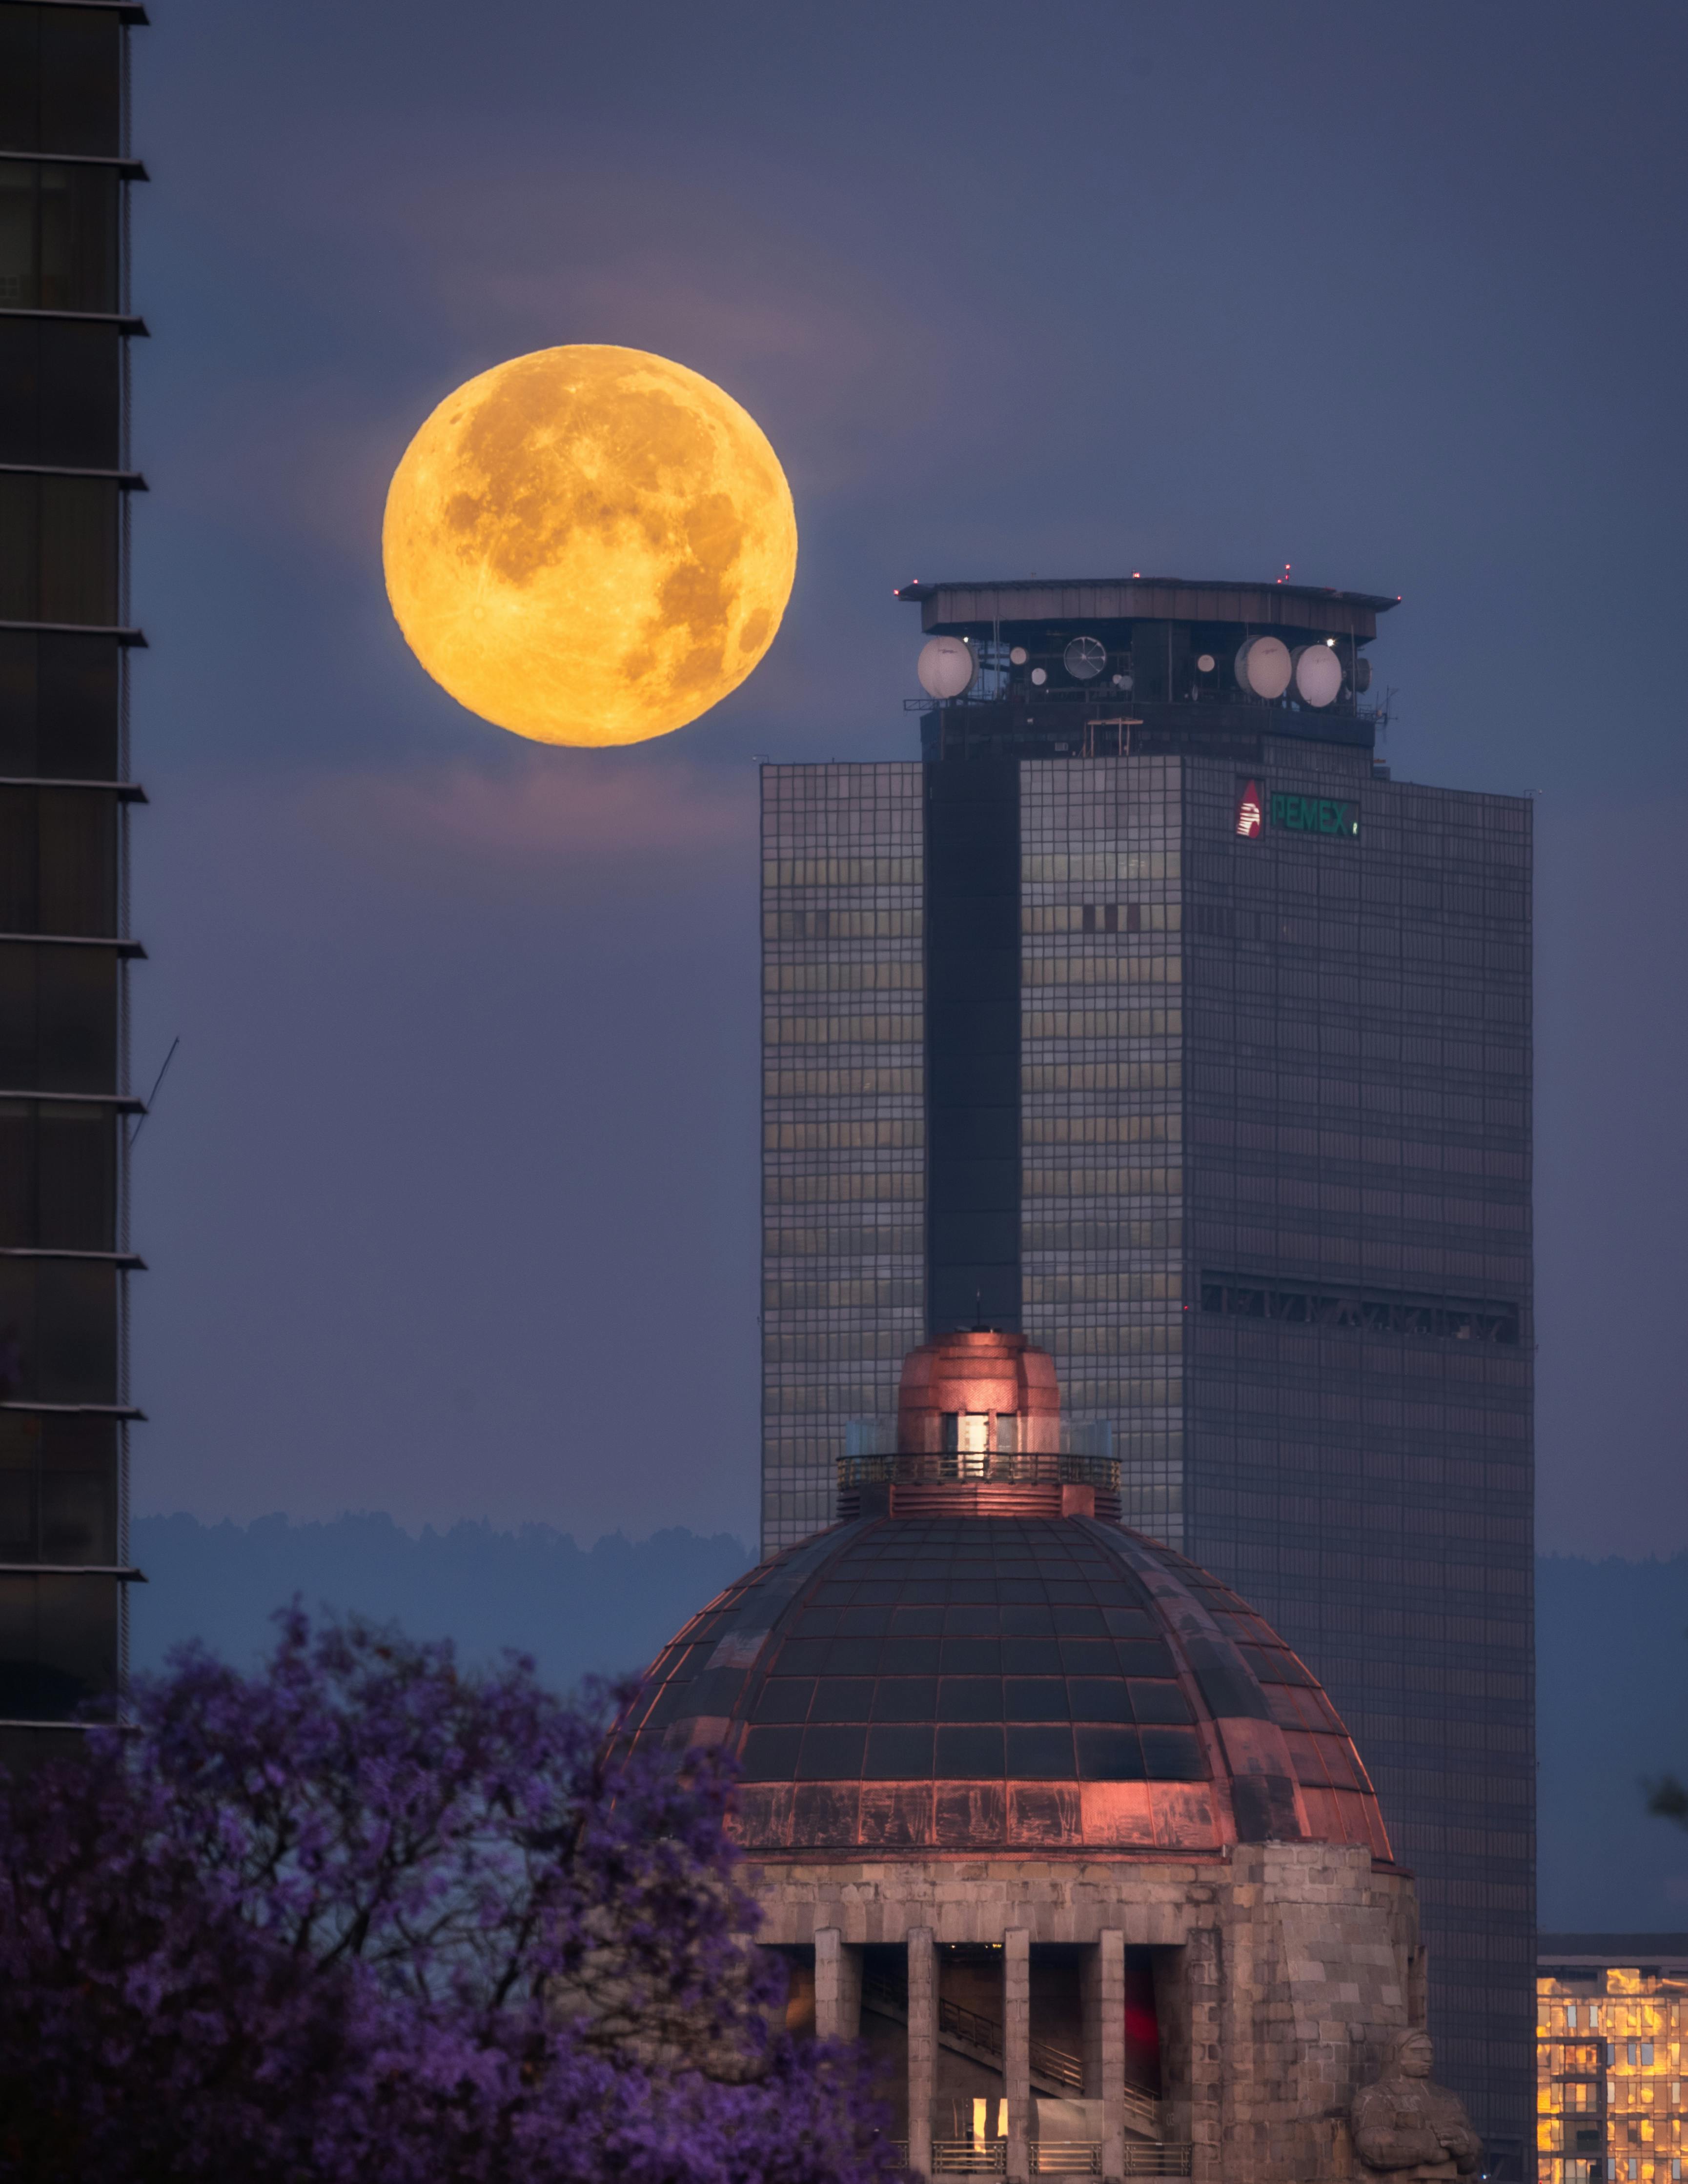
<box><xmin>908</xmin><ymin>1925</ymin><xmax>936</xmax><ymax>2179</ymax></box>
<box><xmin>815</xmin><ymin>1926</ymin><xmax>862</xmax><ymax>2042</ymax></box>
<box><xmin>1082</xmin><ymin>1930</ymin><xmax>1126</xmax><ymax>2180</ymax></box>
<box><xmin>1005</xmin><ymin>1927</ymin><xmax>1031</xmax><ymax>2183</ymax></box>
<box><xmin>1184</xmin><ymin>1925</ymin><xmax>1224</xmax><ymax>2184</ymax></box>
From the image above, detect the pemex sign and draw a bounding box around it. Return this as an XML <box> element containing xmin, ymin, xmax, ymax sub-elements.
<box><xmin>1236</xmin><ymin>779</ymin><xmax>1359</xmax><ymax>841</ymax></box>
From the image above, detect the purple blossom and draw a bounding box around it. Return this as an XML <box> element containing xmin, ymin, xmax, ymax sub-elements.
<box><xmin>0</xmin><ymin>1609</ymin><xmax>896</xmax><ymax>2184</ymax></box>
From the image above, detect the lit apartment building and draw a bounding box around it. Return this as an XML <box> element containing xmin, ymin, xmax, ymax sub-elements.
<box><xmin>1538</xmin><ymin>1935</ymin><xmax>1688</xmax><ymax>2183</ymax></box>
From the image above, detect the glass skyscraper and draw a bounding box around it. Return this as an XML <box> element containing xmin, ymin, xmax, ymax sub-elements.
<box><xmin>761</xmin><ymin>577</ymin><xmax>1534</xmax><ymax>2169</ymax></box>
<box><xmin>0</xmin><ymin>0</ymin><xmax>147</xmax><ymax>1760</ymax></box>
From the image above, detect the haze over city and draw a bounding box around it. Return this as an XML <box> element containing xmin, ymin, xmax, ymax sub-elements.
<box><xmin>124</xmin><ymin>1</ymin><xmax>1688</xmax><ymax>1556</ymax></box>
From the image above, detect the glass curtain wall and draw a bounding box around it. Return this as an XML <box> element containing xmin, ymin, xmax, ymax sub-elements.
<box><xmin>1180</xmin><ymin>743</ymin><xmax>1535</xmax><ymax>2164</ymax></box>
<box><xmin>1019</xmin><ymin>758</ymin><xmax>1185</xmax><ymax>1548</ymax></box>
<box><xmin>0</xmin><ymin>0</ymin><xmax>143</xmax><ymax>1758</ymax></box>
<box><xmin>761</xmin><ymin>764</ymin><xmax>925</xmax><ymax>1556</ymax></box>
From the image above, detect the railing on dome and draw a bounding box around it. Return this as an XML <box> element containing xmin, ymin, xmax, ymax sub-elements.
<box><xmin>837</xmin><ymin>1451</ymin><xmax>1121</xmax><ymax>1494</ymax></box>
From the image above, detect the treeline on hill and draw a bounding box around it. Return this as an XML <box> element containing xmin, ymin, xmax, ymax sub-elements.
<box><xmin>131</xmin><ymin>1514</ymin><xmax>752</xmax><ymax>1688</ymax></box>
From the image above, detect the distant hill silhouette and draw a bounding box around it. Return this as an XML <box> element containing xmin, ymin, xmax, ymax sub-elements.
<box><xmin>130</xmin><ymin>1518</ymin><xmax>1688</xmax><ymax>1932</ymax></box>
<box><xmin>131</xmin><ymin>1513</ymin><xmax>752</xmax><ymax>1691</ymax></box>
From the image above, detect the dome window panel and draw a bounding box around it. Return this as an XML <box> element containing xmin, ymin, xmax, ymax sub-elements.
<box><xmin>753</xmin><ymin>1678</ymin><xmax>815</xmax><ymax>1724</ymax></box>
<box><xmin>1005</xmin><ymin>1725</ymin><xmax>1076</xmax><ymax>1778</ymax></box>
<box><xmin>1075</xmin><ymin>1725</ymin><xmax>1146</xmax><ymax>1780</ymax></box>
<box><xmin>809</xmin><ymin>1678</ymin><xmax>875</xmax><ymax>1722</ymax></box>
<box><xmin>1004</xmin><ymin>1676</ymin><xmax>1071</xmax><ymax>1721</ymax></box>
<box><xmin>936</xmin><ymin>1724</ymin><xmax>1005</xmax><ymax>1776</ymax></box>
<box><xmin>936</xmin><ymin>1677</ymin><xmax>1004</xmax><ymax>1723</ymax></box>
<box><xmin>871</xmin><ymin>1677</ymin><xmax>938</xmax><ymax>1721</ymax></box>
<box><xmin>796</xmin><ymin>1725</ymin><xmax>867</xmax><ymax>1779</ymax></box>
<box><xmin>1125</xmin><ymin>1679</ymin><xmax>1194</xmax><ymax>1725</ymax></box>
<box><xmin>1067</xmin><ymin>1678</ymin><xmax>1133</xmax><ymax>1724</ymax></box>
<box><xmin>863</xmin><ymin>1725</ymin><xmax>933</xmax><ymax>1779</ymax></box>
<box><xmin>740</xmin><ymin>1727</ymin><xmax>804</xmax><ymax>1781</ymax></box>
<box><xmin>1139</xmin><ymin>1726</ymin><xmax>1207</xmax><ymax>1781</ymax></box>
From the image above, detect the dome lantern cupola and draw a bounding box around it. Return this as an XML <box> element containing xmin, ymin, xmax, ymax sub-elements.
<box><xmin>841</xmin><ymin>1329</ymin><xmax>1120</xmax><ymax>1522</ymax></box>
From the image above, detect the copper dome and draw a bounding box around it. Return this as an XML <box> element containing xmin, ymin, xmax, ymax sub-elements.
<box><xmin>620</xmin><ymin>1335</ymin><xmax>1392</xmax><ymax>1862</ymax></box>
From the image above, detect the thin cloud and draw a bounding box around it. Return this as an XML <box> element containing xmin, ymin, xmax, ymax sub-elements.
<box><xmin>298</xmin><ymin>749</ymin><xmax>759</xmax><ymax>899</ymax></box>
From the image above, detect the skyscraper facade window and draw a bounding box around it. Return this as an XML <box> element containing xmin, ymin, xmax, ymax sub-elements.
<box><xmin>0</xmin><ymin>0</ymin><xmax>147</xmax><ymax>1761</ymax></box>
<box><xmin>760</xmin><ymin>577</ymin><xmax>1533</xmax><ymax>2165</ymax></box>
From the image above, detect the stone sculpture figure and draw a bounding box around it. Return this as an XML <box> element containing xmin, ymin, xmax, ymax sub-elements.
<box><xmin>1350</xmin><ymin>2029</ymin><xmax>1483</xmax><ymax>2181</ymax></box>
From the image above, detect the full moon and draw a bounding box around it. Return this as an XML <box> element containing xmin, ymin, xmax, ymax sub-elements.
<box><xmin>382</xmin><ymin>345</ymin><xmax>797</xmax><ymax>747</ymax></box>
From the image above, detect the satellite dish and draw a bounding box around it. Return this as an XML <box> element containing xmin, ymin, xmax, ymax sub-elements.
<box><xmin>1009</xmin><ymin>646</ymin><xmax>1029</xmax><ymax>666</ymax></box>
<box><xmin>1196</xmin><ymin>652</ymin><xmax>1216</xmax><ymax>674</ymax></box>
<box><xmin>1354</xmin><ymin>656</ymin><xmax>1373</xmax><ymax>694</ymax></box>
<box><xmin>1030</xmin><ymin>667</ymin><xmax>1048</xmax><ymax>687</ymax></box>
<box><xmin>1111</xmin><ymin>672</ymin><xmax>1133</xmax><ymax>689</ymax></box>
<box><xmin>916</xmin><ymin>635</ymin><xmax>976</xmax><ymax>700</ymax></box>
<box><xmin>1234</xmin><ymin>635</ymin><xmax>1292</xmax><ymax>700</ymax></box>
<box><xmin>1063</xmin><ymin>636</ymin><xmax>1106</xmax><ymax>681</ymax></box>
<box><xmin>1292</xmin><ymin>644</ymin><xmax>1342</xmax><ymax>708</ymax></box>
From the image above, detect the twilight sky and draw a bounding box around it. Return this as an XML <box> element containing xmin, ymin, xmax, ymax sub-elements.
<box><xmin>127</xmin><ymin>1</ymin><xmax>1688</xmax><ymax>1555</ymax></box>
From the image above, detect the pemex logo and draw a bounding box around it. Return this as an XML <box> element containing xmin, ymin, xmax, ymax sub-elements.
<box><xmin>1236</xmin><ymin>780</ymin><xmax>1262</xmax><ymax>838</ymax></box>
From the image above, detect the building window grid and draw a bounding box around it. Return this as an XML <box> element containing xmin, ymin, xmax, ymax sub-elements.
<box><xmin>1182</xmin><ymin>759</ymin><xmax>1533</xmax><ymax>2157</ymax></box>
<box><xmin>761</xmin><ymin>766</ymin><xmax>928</xmax><ymax>1554</ymax></box>
<box><xmin>1019</xmin><ymin>761</ymin><xmax>1185</xmax><ymax>1549</ymax></box>
<box><xmin>1538</xmin><ymin>1971</ymin><xmax>1688</xmax><ymax>2182</ymax></box>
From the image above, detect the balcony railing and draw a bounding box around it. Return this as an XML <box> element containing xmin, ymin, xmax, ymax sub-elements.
<box><xmin>932</xmin><ymin>2144</ymin><xmax>1006</xmax><ymax>2175</ymax></box>
<box><xmin>838</xmin><ymin>1451</ymin><xmax>1121</xmax><ymax>1494</ymax></box>
<box><xmin>1122</xmin><ymin>2148</ymin><xmax>1192</xmax><ymax>2178</ymax></box>
<box><xmin>926</xmin><ymin>2139</ymin><xmax>1191</xmax><ymax>2178</ymax></box>
<box><xmin>1033</xmin><ymin>2143</ymin><xmax>1100</xmax><ymax>2175</ymax></box>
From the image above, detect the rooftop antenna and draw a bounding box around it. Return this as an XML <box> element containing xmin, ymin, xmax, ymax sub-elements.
<box><xmin>127</xmin><ymin>1035</ymin><xmax>179</xmax><ymax>1149</ymax></box>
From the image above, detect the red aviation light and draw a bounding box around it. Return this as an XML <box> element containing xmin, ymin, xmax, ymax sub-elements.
<box><xmin>1236</xmin><ymin>780</ymin><xmax>1263</xmax><ymax>838</ymax></box>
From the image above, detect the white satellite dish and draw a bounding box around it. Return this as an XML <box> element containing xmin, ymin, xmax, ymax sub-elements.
<box><xmin>1234</xmin><ymin>635</ymin><xmax>1292</xmax><ymax>700</ymax></box>
<box><xmin>1354</xmin><ymin>656</ymin><xmax>1373</xmax><ymax>694</ymax></box>
<box><xmin>1030</xmin><ymin>667</ymin><xmax>1048</xmax><ymax>687</ymax></box>
<box><xmin>1009</xmin><ymin>646</ymin><xmax>1029</xmax><ymax>666</ymax></box>
<box><xmin>1196</xmin><ymin>652</ymin><xmax>1216</xmax><ymax>674</ymax></box>
<box><xmin>917</xmin><ymin>635</ymin><xmax>976</xmax><ymax>700</ymax></box>
<box><xmin>1292</xmin><ymin>644</ymin><xmax>1342</xmax><ymax>708</ymax></box>
<box><xmin>1063</xmin><ymin>635</ymin><xmax>1106</xmax><ymax>681</ymax></box>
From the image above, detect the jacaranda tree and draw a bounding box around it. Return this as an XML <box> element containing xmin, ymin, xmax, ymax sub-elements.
<box><xmin>0</xmin><ymin>1610</ymin><xmax>895</xmax><ymax>2184</ymax></box>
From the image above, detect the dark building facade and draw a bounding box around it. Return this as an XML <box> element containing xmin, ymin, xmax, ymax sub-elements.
<box><xmin>0</xmin><ymin>0</ymin><xmax>147</xmax><ymax>1758</ymax></box>
<box><xmin>761</xmin><ymin>577</ymin><xmax>1533</xmax><ymax>2166</ymax></box>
